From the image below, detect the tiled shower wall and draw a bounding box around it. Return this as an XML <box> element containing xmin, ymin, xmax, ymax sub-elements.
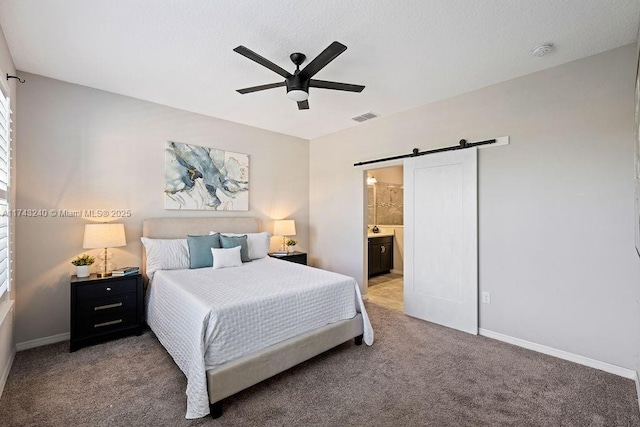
<box><xmin>367</xmin><ymin>182</ymin><xmax>403</xmax><ymax>226</ymax></box>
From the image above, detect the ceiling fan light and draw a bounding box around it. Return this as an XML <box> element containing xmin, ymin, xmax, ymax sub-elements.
<box><xmin>287</xmin><ymin>90</ymin><xmax>308</xmax><ymax>102</ymax></box>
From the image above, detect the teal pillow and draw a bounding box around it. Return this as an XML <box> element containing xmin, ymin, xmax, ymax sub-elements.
<box><xmin>187</xmin><ymin>234</ymin><xmax>221</xmax><ymax>268</ymax></box>
<box><xmin>219</xmin><ymin>235</ymin><xmax>251</xmax><ymax>263</ymax></box>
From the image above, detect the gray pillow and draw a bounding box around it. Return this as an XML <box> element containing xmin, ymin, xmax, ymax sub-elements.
<box><xmin>187</xmin><ymin>234</ymin><xmax>222</xmax><ymax>268</ymax></box>
<box><xmin>219</xmin><ymin>235</ymin><xmax>251</xmax><ymax>263</ymax></box>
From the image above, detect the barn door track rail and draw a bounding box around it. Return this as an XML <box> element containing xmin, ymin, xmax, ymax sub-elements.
<box><xmin>353</xmin><ymin>136</ymin><xmax>509</xmax><ymax>167</ymax></box>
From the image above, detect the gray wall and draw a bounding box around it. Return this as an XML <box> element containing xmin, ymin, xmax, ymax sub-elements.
<box><xmin>15</xmin><ymin>74</ymin><xmax>309</xmax><ymax>344</ymax></box>
<box><xmin>370</xmin><ymin>166</ymin><xmax>403</xmax><ymax>186</ymax></box>
<box><xmin>309</xmin><ymin>45</ymin><xmax>640</xmax><ymax>371</ymax></box>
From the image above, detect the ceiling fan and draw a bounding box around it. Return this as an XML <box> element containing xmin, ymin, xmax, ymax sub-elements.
<box><xmin>234</xmin><ymin>41</ymin><xmax>365</xmax><ymax>110</ymax></box>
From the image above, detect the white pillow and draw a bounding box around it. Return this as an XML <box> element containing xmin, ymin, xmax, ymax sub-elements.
<box><xmin>140</xmin><ymin>237</ymin><xmax>189</xmax><ymax>280</ymax></box>
<box><xmin>210</xmin><ymin>231</ymin><xmax>271</xmax><ymax>260</ymax></box>
<box><xmin>211</xmin><ymin>246</ymin><xmax>242</xmax><ymax>270</ymax></box>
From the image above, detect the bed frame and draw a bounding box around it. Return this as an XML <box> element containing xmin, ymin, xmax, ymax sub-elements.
<box><xmin>142</xmin><ymin>217</ymin><xmax>364</xmax><ymax>418</ymax></box>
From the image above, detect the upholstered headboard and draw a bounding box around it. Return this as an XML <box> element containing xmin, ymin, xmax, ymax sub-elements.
<box><xmin>141</xmin><ymin>217</ymin><xmax>261</xmax><ymax>279</ymax></box>
<box><xmin>142</xmin><ymin>217</ymin><xmax>260</xmax><ymax>238</ymax></box>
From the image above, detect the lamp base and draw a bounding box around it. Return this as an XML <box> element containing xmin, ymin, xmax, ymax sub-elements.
<box><xmin>96</xmin><ymin>248</ymin><xmax>115</xmax><ymax>278</ymax></box>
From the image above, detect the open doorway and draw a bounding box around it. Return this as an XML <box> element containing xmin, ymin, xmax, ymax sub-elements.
<box><xmin>366</xmin><ymin>165</ymin><xmax>404</xmax><ymax>312</ymax></box>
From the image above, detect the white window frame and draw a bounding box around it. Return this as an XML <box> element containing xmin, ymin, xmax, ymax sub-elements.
<box><xmin>0</xmin><ymin>75</ymin><xmax>11</xmax><ymax>300</ymax></box>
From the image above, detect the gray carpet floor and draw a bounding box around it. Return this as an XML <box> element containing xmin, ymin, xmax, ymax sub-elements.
<box><xmin>1</xmin><ymin>301</ymin><xmax>639</xmax><ymax>426</ymax></box>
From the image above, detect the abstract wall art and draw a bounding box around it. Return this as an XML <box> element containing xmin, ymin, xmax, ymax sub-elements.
<box><xmin>164</xmin><ymin>141</ymin><xmax>249</xmax><ymax>211</ymax></box>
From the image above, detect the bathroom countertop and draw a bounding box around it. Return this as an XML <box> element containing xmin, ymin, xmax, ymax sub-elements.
<box><xmin>367</xmin><ymin>232</ymin><xmax>394</xmax><ymax>238</ymax></box>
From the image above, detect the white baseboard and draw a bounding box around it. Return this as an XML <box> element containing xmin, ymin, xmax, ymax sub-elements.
<box><xmin>16</xmin><ymin>332</ymin><xmax>70</xmax><ymax>351</ymax></box>
<box><xmin>0</xmin><ymin>346</ymin><xmax>15</xmax><ymax>399</ymax></box>
<box><xmin>478</xmin><ymin>328</ymin><xmax>637</xmax><ymax>380</ymax></box>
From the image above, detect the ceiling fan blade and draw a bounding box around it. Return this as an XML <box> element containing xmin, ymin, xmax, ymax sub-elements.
<box><xmin>297</xmin><ymin>100</ymin><xmax>309</xmax><ymax>110</ymax></box>
<box><xmin>234</xmin><ymin>46</ymin><xmax>291</xmax><ymax>78</ymax></box>
<box><xmin>309</xmin><ymin>79</ymin><xmax>365</xmax><ymax>92</ymax></box>
<box><xmin>236</xmin><ymin>81</ymin><xmax>285</xmax><ymax>94</ymax></box>
<box><xmin>299</xmin><ymin>41</ymin><xmax>347</xmax><ymax>79</ymax></box>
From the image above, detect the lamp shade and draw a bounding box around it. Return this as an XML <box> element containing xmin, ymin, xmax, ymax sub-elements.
<box><xmin>273</xmin><ymin>219</ymin><xmax>296</xmax><ymax>236</ymax></box>
<box><xmin>83</xmin><ymin>223</ymin><xmax>127</xmax><ymax>249</ymax></box>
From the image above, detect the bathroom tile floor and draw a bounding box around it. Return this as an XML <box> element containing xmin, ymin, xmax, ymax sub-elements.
<box><xmin>367</xmin><ymin>273</ymin><xmax>403</xmax><ymax>312</ymax></box>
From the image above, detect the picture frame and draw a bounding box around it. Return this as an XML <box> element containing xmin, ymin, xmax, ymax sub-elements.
<box><xmin>164</xmin><ymin>141</ymin><xmax>249</xmax><ymax>211</ymax></box>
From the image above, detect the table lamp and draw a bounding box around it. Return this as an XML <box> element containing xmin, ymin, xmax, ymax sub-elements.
<box><xmin>83</xmin><ymin>223</ymin><xmax>126</xmax><ymax>277</ymax></box>
<box><xmin>273</xmin><ymin>219</ymin><xmax>296</xmax><ymax>253</ymax></box>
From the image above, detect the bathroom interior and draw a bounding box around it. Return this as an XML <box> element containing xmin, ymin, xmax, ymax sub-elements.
<box><xmin>366</xmin><ymin>165</ymin><xmax>404</xmax><ymax>311</ymax></box>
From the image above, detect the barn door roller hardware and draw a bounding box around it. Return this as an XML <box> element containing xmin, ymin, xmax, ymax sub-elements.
<box><xmin>354</xmin><ymin>138</ymin><xmax>498</xmax><ymax>167</ymax></box>
<box><xmin>6</xmin><ymin>74</ymin><xmax>25</xmax><ymax>83</ymax></box>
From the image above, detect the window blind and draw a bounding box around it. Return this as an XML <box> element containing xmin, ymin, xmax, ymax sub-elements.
<box><xmin>0</xmin><ymin>88</ymin><xmax>10</xmax><ymax>298</ymax></box>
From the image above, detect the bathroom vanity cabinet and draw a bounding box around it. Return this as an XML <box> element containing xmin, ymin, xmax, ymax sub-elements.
<box><xmin>368</xmin><ymin>235</ymin><xmax>394</xmax><ymax>277</ymax></box>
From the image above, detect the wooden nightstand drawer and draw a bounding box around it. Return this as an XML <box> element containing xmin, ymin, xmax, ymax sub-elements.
<box><xmin>76</xmin><ymin>293</ymin><xmax>137</xmax><ymax>317</ymax></box>
<box><xmin>76</xmin><ymin>310</ymin><xmax>138</xmax><ymax>336</ymax></box>
<box><xmin>76</xmin><ymin>278</ymin><xmax>137</xmax><ymax>300</ymax></box>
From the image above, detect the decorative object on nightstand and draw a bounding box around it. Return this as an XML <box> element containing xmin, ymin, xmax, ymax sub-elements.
<box><xmin>286</xmin><ymin>238</ymin><xmax>297</xmax><ymax>253</ymax></box>
<box><xmin>111</xmin><ymin>266</ymin><xmax>140</xmax><ymax>277</ymax></box>
<box><xmin>70</xmin><ymin>273</ymin><xmax>143</xmax><ymax>352</ymax></box>
<box><xmin>71</xmin><ymin>253</ymin><xmax>95</xmax><ymax>278</ymax></box>
<box><xmin>273</xmin><ymin>219</ymin><xmax>296</xmax><ymax>253</ymax></box>
<box><xmin>82</xmin><ymin>223</ymin><xmax>126</xmax><ymax>277</ymax></box>
<box><xmin>268</xmin><ymin>251</ymin><xmax>307</xmax><ymax>265</ymax></box>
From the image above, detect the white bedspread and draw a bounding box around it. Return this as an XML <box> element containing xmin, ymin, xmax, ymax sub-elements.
<box><xmin>146</xmin><ymin>257</ymin><xmax>373</xmax><ymax>419</ymax></box>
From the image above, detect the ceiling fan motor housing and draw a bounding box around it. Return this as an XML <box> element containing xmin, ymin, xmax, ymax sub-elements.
<box><xmin>286</xmin><ymin>74</ymin><xmax>309</xmax><ymax>94</ymax></box>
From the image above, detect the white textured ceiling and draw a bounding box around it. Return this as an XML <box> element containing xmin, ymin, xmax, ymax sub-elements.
<box><xmin>0</xmin><ymin>0</ymin><xmax>638</xmax><ymax>139</ymax></box>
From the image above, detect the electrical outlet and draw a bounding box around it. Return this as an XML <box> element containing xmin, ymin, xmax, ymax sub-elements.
<box><xmin>482</xmin><ymin>292</ymin><xmax>491</xmax><ymax>304</ymax></box>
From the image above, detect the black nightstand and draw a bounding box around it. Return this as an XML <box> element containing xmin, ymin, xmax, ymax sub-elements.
<box><xmin>268</xmin><ymin>251</ymin><xmax>308</xmax><ymax>265</ymax></box>
<box><xmin>70</xmin><ymin>273</ymin><xmax>143</xmax><ymax>352</ymax></box>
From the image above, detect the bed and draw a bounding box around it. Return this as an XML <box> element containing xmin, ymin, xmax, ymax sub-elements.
<box><xmin>142</xmin><ymin>217</ymin><xmax>373</xmax><ymax>419</ymax></box>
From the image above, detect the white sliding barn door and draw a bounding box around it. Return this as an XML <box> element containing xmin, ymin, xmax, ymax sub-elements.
<box><xmin>404</xmin><ymin>148</ymin><xmax>478</xmax><ymax>334</ymax></box>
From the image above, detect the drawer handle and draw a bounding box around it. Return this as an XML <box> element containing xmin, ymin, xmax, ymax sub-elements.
<box><xmin>94</xmin><ymin>319</ymin><xmax>122</xmax><ymax>328</ymax></box>
<box><xmin>94</xmin><ymin>302</ymin><xmax>123</xmax><ymax>311</ymax></box>
<box><xmin>105</xmin><ymin>287</ymin><xmax>112</xmax><ymax>291</ymax></box>
<box><xmin>381</xmin><ymin>246</ymin><xmax>386</xmax><ymax>253</ymax></box>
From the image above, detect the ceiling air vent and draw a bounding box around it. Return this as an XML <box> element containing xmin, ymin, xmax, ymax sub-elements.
<box><xmin>352</xmin><ymin>111</ymin><xmax>379</xmax><ymax>122</ymax></box>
